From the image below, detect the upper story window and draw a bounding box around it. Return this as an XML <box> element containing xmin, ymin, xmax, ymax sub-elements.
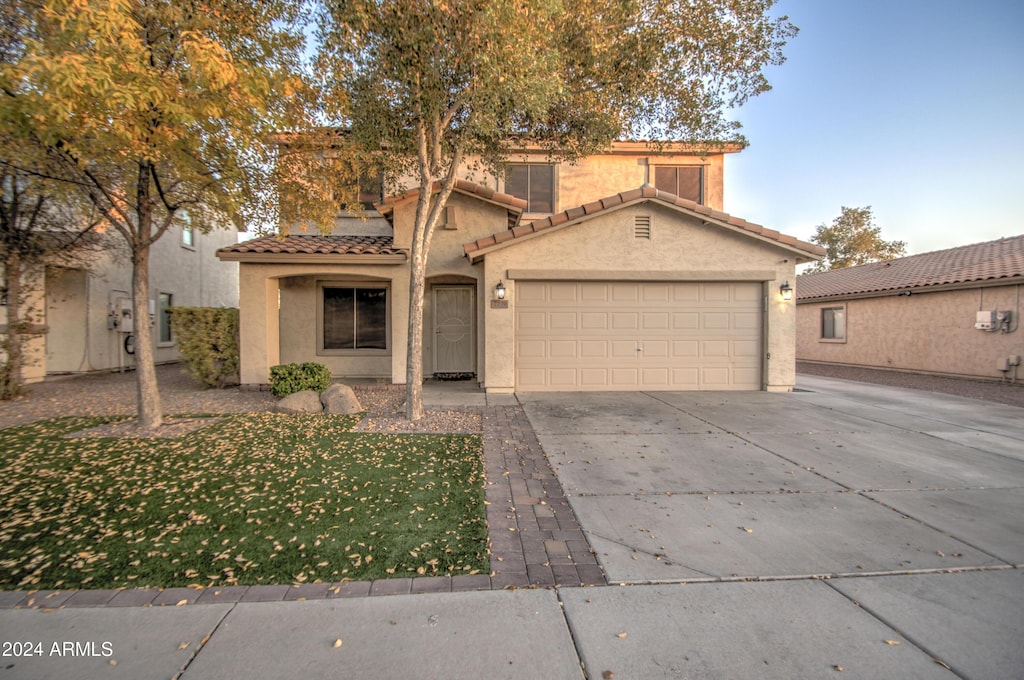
<box><xmin>181</xmin><ymin>210</ymin><xmax>194</xmax><ymax>248</ymax></box>
<box><xmin>359</xmin><ymin>172</ymin><xmax>384</xmax><ymax>210</ymax></box>
<box><xmin>653</xmin><ymin>166</ymin><xmax>704</xmax><ymax>204</ymax></box>
<box><xmin>504</xmin><ymin>164</ymin><xmax>555</xmax><ymax>213</ymax></box>
<box><xmin>821</xmin><ymin>306</ymin><xmax>846</xmax><ymax>341</ymax></box>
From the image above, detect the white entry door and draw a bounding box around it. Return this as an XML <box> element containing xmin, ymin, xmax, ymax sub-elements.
<box><xmin>433</xmin><ymin>286</ymin><xmax>475</xmax><ymax>374</ymax></box>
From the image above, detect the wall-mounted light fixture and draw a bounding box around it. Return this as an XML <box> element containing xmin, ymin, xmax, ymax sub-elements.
<box><xmin>495</xmin><ymin>280</ymin><xmax>506</xmax><ymax>300</ymax></box>
<box><xmin>779</xmin><ymin>281</ymin><xmax>793</xmax><ymax>301</ymax></box>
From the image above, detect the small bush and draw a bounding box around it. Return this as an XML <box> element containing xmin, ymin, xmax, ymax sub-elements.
<box><xmin>270</xmin><ymin>362</ymin><xmax>332</xmax><ymax>397</ymax></box>
<box><xmin>167</xmin><ymin>307</ymin><xmax>239</xmax><ymax>388</ymax></box>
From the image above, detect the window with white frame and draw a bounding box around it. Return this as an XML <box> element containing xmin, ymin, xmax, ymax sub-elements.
<box><xmin>504</xmin><ymin>164</ymin><xmax>555</xmax><ymax>213</ymax></box>
<box><xmin>821</xmin><ymin>306</ymin><xmax>846</xmax><ymax>340</ymax></box>
<box><xmin>158</xmin><ymin>292</ymin><xmax>173</xmax><ymax>344</ymax></box>
<box><xmin>320</xmin><ymin>284</ymin><xmax>389</xmax><ymax>352</ymax></box>
<box><xmin>181</xmin><ymin>210</ymin><xmax>194</xmax><ymax>248</ymax></box>
<box><xmin>653</xmin><ymin>165</ymin><xmax>704</xmax><ymax>204</ymax></box>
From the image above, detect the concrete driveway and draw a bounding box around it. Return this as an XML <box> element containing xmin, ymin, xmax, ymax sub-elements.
<box><xmin>520</xmin><ymin>376</ymin><xmax>1024</xmax><ymax>679</ymax></box>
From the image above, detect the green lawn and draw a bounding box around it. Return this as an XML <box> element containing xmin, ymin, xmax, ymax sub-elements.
<box><xmin>0</xmin><ymin>414</ymin><xmax>488</xmax><ymax>590</ymax></box>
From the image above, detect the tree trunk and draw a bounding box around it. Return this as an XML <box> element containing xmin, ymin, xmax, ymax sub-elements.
<box><xmin>1</xmin><ymin>250</ymin><xmax>24</xmax><ymax>398</ymax></box>
<box><xmin>404</xmin><ymin>244</ymin><xmax>427</xmax><ymax>421</ymax></box>
<box><xmin>132</xmin><ymin>162</ymin><xmax>163</xmax><ymax>429</ymax></box>
<box><xmin>132</xmin><ymin>240</ymin><xmax>163</xmax><ymax>429</ymax></box>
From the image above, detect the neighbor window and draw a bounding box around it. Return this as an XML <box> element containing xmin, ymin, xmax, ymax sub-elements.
<box><xmin>653</xmin><ymin>166</ymin><xmax>704</xmax><ymax>204</ymax></box>
<box><xmin>158</xmin><ymin>292</ymin><xmax>173</xmax><ymax>344</ymax></box>
<box><xmin>181</xmin><ymin>210</ymin><xmax>194</xmax><ymax>248</ymax></box>
<box><xmin>821</xmin><ymin>306</ymin><xmax>846</xmax><ymax>340</ymax></box>
<box><xmin>322</xmin><ymin>285</ymin><xmax>388</xmax><ymax>351</ymax></box>
<box><xmin>505</xmin><ymin>164</ymin><xmax>555</xmax><ymax>213</ymax></box>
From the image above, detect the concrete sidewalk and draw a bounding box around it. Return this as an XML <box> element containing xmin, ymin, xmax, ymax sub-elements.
<box><xmin>2</xmin><ymin>376</ymin><xmax>1022</xmax><ymax>679</ymax></box>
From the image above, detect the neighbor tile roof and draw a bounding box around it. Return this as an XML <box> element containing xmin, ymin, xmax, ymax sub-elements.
<box><xmin>218</xmin><ymin>234</ymin><xmax>407</xmax><ymax>258</ymax></box>
<box><xmin>463</xmin><ymin>186</ymin><xmax>825</xmax><ymax>259</ymax></box>
<box><xmin>796</xmin><ymin>234</ymin><xmax>1024</xmax><ymax>300</ymax></box>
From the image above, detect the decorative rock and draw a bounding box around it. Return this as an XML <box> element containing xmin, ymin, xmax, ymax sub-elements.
<box><xmin>321</xmin><ymin>383</ymin><xmax>363</xmax><ymax>415</ymax></box>
<box><xmin>274</xmin><ymin>390</ymin><xmax>324</xmax><ymax>414</ymax></box>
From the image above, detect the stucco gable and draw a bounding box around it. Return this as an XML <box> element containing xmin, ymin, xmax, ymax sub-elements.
<box><xmin>463</xmin><ymin>186</ymin><xmax>825</xmax><ymax>263</ymax></box>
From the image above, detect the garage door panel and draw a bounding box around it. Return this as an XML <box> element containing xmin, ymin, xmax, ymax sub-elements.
<box><xmin>516</xmin><ymin>281</ymin><xmax>762</xmax><ymax>391</ymax></box>
<box><xmin>734</xmin><ymin>312</ymin><xmax>760</xmax><ymax>329</ymax></box>
<box><xmin>549</xmin><ymin>340</ymin><xmax>577</xmax><ymax>358</ymax></box>
<box><xmin>611</xmin><ymin>284</ymin><xmax>639</xmax><ymax>302</ymax></box>
<box><xmin>611</xmin><ymin>368</ymin><xmax>639</xmax><ymax>385</ymax></box>
<box><xmin>611</xmin><ymin>313</ymin><xmax>639</xmax><ymax>329</ymax></box>
<box><xmin>673</xmin><ymin>340</ymin><xmax>699</xmax><ymax>358</ymax></box>
<box><xmin>550</xmin><ymin>312</ymin><xmax>577</xmax><ymax>329</ymax></box>
<box><xmin>611</xmin><ymin>340</ymin><xmax>639</xmax><ymax>358</ymax></box>
<box><xmin>518</xmin><ymin>311</ymin><xmax>547</xmax><ymax>330</ymax></box>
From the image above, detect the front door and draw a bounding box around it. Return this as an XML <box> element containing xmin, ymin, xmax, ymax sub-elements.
<box><xmin>433</xmin><ymin>286</ymin><xmax>475</xmax><ymax>375</ymax></box>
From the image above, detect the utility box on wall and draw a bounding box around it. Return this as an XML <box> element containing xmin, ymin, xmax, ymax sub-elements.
<box><xmin>975</xmin><ymin>310</ymin><xmax>995</xmax><ymax>330</ymax></box>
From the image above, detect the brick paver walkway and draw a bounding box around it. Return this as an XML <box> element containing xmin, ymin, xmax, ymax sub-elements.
<box><xmin>1</xmin><ymin>399</ymin><xmax>604</xmax><ymax>609</ymax></box>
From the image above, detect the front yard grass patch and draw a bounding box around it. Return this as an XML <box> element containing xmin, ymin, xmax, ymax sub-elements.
<box><xmin>0</xmin><ymin>414</ymin><xmax>487</xmax><ymax>590</ymax></box>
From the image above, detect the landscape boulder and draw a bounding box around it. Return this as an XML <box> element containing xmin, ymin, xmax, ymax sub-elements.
<box><xmin>321</xmin><ymin>383</ymin><xmax>363</xmax><ymax>415</ymax></box>
<box><xmin>274</xmin><ymin>389</ymin><xmax>324</xmax><ymax>414</ymax></box>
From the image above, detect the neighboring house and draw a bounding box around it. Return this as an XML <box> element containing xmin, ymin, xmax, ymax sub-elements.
<box><xmin>218</xmin><ymin>142</ymin><xmax>824</xmax><ymax>393</ymax></box>
<box><xmin>8</xmin><ymin>221</ymin><xmax>239</xmax><ymax>382</ymax></box>
<box><xmin>796</xmin><ymin>235</ymin><xmax>1024</xmax><ymax>382</ymax></box>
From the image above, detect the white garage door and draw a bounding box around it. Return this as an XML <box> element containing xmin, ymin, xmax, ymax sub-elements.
<box><xmin>515</xmin><ymin>281</ymin><xmax>763</xmax><ymax>391</ymax></box>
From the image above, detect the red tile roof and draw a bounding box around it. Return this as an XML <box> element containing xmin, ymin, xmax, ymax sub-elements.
<box><xmin>217</xmin><ymin>234</ymin><xmax>407</xmax><ymax>260</ymax></box>
<box><xmin>796</xmin><ymin>234</ymin><xmax>1024</xmax><ymax>300</ymax></box>
<box><xmin>376</xmin><ymin>178</ymin><xmax>526</xmax><ymax>231</ymax></box>
<box><xmin>463</xmin><ymin>186</ymin><xmax>825</xmax><ymax>260</ymax></box>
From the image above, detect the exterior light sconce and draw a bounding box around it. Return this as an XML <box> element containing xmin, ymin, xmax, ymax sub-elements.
<box><xmin>779</xmin><ymin>281</ymin><xmax>793</xmax><ymax>301</ymax></box>
<box><xmin>495</xmin><ymin>280</ymin><xmax>506</xmax><ymax>300</ymax></box>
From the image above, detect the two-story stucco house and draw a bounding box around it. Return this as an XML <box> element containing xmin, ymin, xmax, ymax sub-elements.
<box><xmin>218</xmin><ymin>142</ymin><xmax>823</xmax><ymax>393</ymax></box>
<box><xmin>8</xmin><ymin>222</ymin><xmax>239</xmax><ymax>382</ymax></box>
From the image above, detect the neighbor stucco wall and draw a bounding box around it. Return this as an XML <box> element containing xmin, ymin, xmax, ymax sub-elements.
<box><xmin>37</xmin><ymin>225</ymin><xmax>239</xmax><ymax>378</ymax></box>
<box><xmin>796</xmin><ymin>284</ymin><xmax>1024</xmax><ymax>381</ymax></box>
<box><xmin>476</xmin><ymin>202</ymin><xmax>799</xmax><ymax>392</ymax></box>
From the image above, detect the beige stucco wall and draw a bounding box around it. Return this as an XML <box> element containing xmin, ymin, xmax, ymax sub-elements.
<box><xmin>15</xmin><ymin>224</ymin><xmax>240</xmax><ymax>380</ymax></box>
<box><xmin>236</xmin><ymin>194</ymin><xmax>510</xmax><ymax>385</ymax></box>
<box><xmin>796</xmin><ymin>284</ymin><xmax>1024</xmax><ymax>381</ymax></box>
<box><xmin>394</xmin><ymin>148</ymin><xmax>729</xmax><ymax>218</ymax></box>
<box><xmin>475</xmin><ymin>202</ymin><xmax>800</xmax><ymax>392</ymax></box>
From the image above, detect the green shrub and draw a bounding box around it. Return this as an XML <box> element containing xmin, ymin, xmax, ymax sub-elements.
<box><xmin>269</xmin><ymin>362</ymin><xmax>332</xmax><ymax>397</ymax></box>
<box><xmin>167</xmin><ymin>307</ymin><xmax>240</xmax><ymax>388</ymax></box>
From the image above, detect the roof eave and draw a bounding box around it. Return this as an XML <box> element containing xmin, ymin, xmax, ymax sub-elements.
<box><xmin>216</xmin><ymin>252</ymin><xmax>407</xmax><ymax>264</ymax></box>
<box><xmin>796</xmin><ymin>275</ymin><xmax>1023</xmax><ymax>302</ymax></box>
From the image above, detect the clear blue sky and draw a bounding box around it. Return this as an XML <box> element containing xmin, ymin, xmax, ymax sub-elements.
<box><xmin>723</xmin><ymin>0</ymin><xmax>1024</xmax><ymax>255</ymax></box>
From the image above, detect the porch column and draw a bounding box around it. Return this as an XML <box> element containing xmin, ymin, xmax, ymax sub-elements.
<box><xmin>239</xmin><ymin>266</ymin><xmax>280</xmax><ymax>386</ymax></box>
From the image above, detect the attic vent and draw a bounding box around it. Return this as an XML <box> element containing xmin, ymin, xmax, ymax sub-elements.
<box><xmin>634</xmin><ymin>215</ymin><xmax>651</xmax><ymax>239</ymax></box>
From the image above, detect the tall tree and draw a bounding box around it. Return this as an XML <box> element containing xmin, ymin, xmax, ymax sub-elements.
<box><xmin>0</xmin><ymin>160</ymin><xmax>111</xmax><ymax>399</ymax></box>
<box><xmin>807</xmin><ymin>206</ymin><xmax>907</xmax><ymax>272</ymax></box>
<box><xmin>0</xmin><ymin>0</ymin><xmax>108</xmax><ymax>399</ymax></box>
<box><xmin>1</xmin><ymin>0</ymin><xmax>310</xmax><ymax>428</ymax></box>
<box><xmin>315</xmin><ymin>0</ymin><xmax>797</xmax><ymax>419</ymax></box>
